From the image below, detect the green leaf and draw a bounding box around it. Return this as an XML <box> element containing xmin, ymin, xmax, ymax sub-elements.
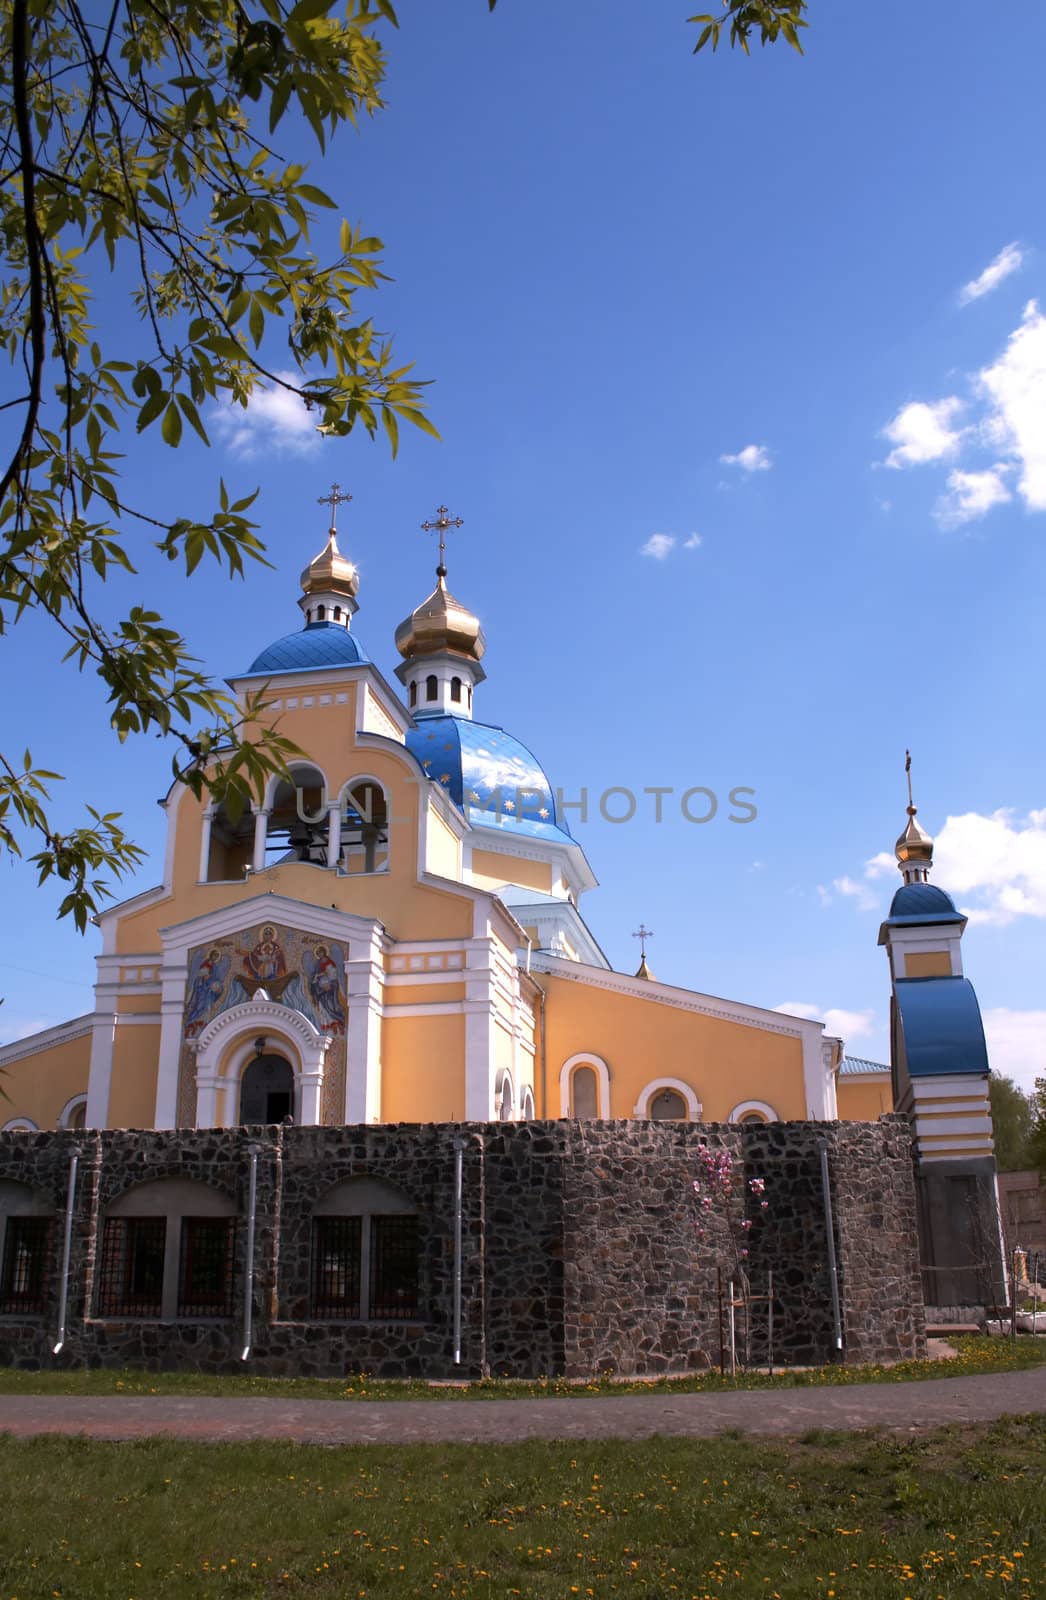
<box><xmin>161</xmin><ymin>403</ymin><xmax>183</xmax><ymax>447</ymax></box>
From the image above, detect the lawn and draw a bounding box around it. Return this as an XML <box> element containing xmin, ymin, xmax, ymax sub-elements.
<box><xmin>0</xmin><ymin>1417</ymin><xmax>1041</xmax><ymax>1598</ymax></box>
<box><xmin>0</xmin><ymin>1335</ymin><xmax>1041</xmax><ymax>1403</ymax></box>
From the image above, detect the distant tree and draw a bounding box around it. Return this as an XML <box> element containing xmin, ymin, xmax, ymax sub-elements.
<box><xmin>989</xmin><ymin>1075</ymin><xmax>1036</xmax><ymax>1172</ymax></box>
<box><xmin>1026</xmin><ymin>1076</ymin><xmax>1046</xmax><ymax>1175</ymax></box>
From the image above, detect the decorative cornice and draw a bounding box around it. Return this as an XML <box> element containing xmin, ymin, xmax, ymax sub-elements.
<box><xmin>191</xmin><ymin>995</ymin><xmax>330</xmax><ymax>1057</ymax></box>
<box><xmin>0</xmin><ymin>1014</ymin><xmax>94</xmax><ymax>1068</ymax></box>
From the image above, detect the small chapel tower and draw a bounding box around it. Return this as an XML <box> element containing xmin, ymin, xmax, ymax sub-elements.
<box><xmin>298</xmin><ymin>483</ymin><xmax>360</xmax><ymax>628</ymax></box>
<box><xmin>878</xmin><ymin>756</ymin><xmax>1006</xmax><ymax>1315</ymax></box>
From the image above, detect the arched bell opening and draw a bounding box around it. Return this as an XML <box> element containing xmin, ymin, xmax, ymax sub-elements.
<box><xmin>265</xmin><ymin>765</ymin><xmax>328</xmax><ymax>866</ymax></box>
<box><xmin>206</xmin><ymin>800</ymin><xmax>254</xmax><ymax>882</ymax></box>
<box><xmin>338</xmin><ymin>780</ymin><xmax>389</xmax><ymax>875</ymax></box>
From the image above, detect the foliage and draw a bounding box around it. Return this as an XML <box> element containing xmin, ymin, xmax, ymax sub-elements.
<box><xmin>0</xmin><ymin>1418</ymin><xmax>1041</xmax><ymax>1597</ymax></box>
<box><xmin>688</xmin><ymin>0</ymin><xmax>807</xmax><ymax>55</ymax></box>
<box><xmin>0</xmin><ymin>0</ymin><xmax>434</xmax><ymax>927</ymax></box>
<box><xmin>989</xmin><ymin>1074</ymin><xmax>1036</xmax><ymax>1171</ymax></box>
<box><xmin>1027</xmin><ymin>1074</ymin><xmax>1046</xmax><ymax>1175</ymax></box>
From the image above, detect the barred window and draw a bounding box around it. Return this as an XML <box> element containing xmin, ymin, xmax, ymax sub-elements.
<box><xmin>310</xmin><ymin>1178</ymin><xmax>420</xmax><ymax>1322</ymax></box>
<box><xmin>99</xmin><ymin>1217</ymin><xmax>166</xmax><ymax>1317</ymax></box>
<box><xmin>312</xmin><ymin>1216</ymin><xmax>362</xmax><ymax>1318</ymax></box>
<box><xmin>0</xmin><ymin>1216</ymin><xmax>51</xmax><ymax>1316</ymax></box>
<box><xmin>178</xmin><ymin>1218</ymin><xmax>236</xmax><ymax>1318</ymax></box>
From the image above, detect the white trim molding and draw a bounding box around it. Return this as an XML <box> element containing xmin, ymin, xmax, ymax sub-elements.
<box><xmin>729</xmin><ymin>1099</ymin><xmax>779</xmax><ymax>1124</ymax></box>
<box><xmin>559</xmin><ymin>1052</ymin><xmax>611</xmax><ymax>1118</ymax></box>
<box><xmin>1</xmin><ymin>1118</ymin><xmax>39</xmax><ymax>1133</ymax></box>
<box><xmin>190</xmin><ymin>995</ymin><xmax>331</xmax><ymax>1129</ymax></box>
<box><xmin>633</xmin><ymin>1077</ymin><xmax>702</xmax><ymax>1121</ymax></box>
<box><xmin>57</xmin><ymin>1094</ymin><xmax>88</xmax><ymax>1129</ymax></box>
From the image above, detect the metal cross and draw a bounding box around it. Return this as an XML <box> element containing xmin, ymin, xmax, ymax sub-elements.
<box><xmin>317</xmin><ymin>482</ymin><xmax>353</xmax><ymax>532</ymax></box>
<box><xmin>632</xmin><ymin>923</ymin><xmax>654</xmax><ymax>959</ymax></box>
<box><xmin>421</xmin><ymin>504</ymin><xmax>464</xmax><ymax>571</ymax></box>
<box><xmin>905</xmin><ymin>748</ymin><xmax>914</xmax><ymax>810</ymax></box>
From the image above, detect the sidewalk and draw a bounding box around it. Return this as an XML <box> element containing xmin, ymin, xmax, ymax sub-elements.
<box><xmin>1</xmin><ymin>1367</ymin><xmax>1044</xmax><ymax>1445</ymax></box>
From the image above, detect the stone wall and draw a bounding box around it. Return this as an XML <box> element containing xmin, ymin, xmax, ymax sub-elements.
<box><xmin>0</xmin><ymin>1118</ymin><xmax>925</xmax><ymax>1378</ymax></box>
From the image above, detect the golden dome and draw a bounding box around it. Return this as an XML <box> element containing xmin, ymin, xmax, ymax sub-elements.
<box><xmin>895</xmin><ymin>805</ymin><xmax>934</xmax><ymax>865</ymax></box>
<box><xmin>300</xmin><ymin>530</ymin><xmax>359</xmax><ymax>600</ymax></box>
<box><xmin>634</xmin><ymin>954</ymin><xmax>656</xmax><ymax>981</ymax></box>
<box><xmin>395</xmin><ymin>572</ymin><xmax>486</xmax><ymax>663</ymax></box>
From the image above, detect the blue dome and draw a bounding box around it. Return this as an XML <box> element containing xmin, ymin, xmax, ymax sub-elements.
<box><xmin>888</xmin><ymin>882</ymin><xmax>962</xmax><ymax>922</ymax></box>
<box><xmin>894</xmin><ymin>976</ymin><xmax>989</xmax><ymax>1078</ymax></box>
<box><xmin>242</xmin><ymin>621</ymin><xmax>369</xmax><ymax>677</ymax></box>
<box><xmin>405</xmin><ymin>716</ymin><xmax>571</xmax><ymax>842</ymax></box>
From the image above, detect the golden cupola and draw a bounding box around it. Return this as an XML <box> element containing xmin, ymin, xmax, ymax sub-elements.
<box><xmin>298</xmin><ymin>484</ymin><xmax>360</xmax><ymax>628</ymax></box>
<box><xmin>395</xmin><ymin>505</ymin><xmax>486</xmax><ymax>719</ymax></box>
<box><xmin>895</xmin><ymin>751</ymin><xmax>934</xmax><ymax>885</ymax></box>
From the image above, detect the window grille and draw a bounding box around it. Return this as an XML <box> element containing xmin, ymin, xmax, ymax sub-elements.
<box><xmin>98</xmin><ymin>1217</ymin><xmax>166</xmax><ymax>1317</ymax></box>
<box><xmin>370</xmin><ymin>1215</ymin><xmax>419</xmax><ymax>1320</ymax></box>
<box><xmin>178</xmin><ymin>1218</ymin><xmax>236</xmax><ymax>1318</ymax></box>
<box><xmin>0</xmin><ymin>1217</ymin><xmax>51</xmax><ymax>1315</ymax></box>
<box><xmin>311</xmin><ymin>1216</ymin><xmax>362</xmax><ymax>1318</ymax></box>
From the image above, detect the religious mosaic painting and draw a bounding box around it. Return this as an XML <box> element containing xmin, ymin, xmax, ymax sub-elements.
<box><xmin>184</xmin><ymin>922</ymin><xmax>347</xmax><ymax>1038</ymax></box>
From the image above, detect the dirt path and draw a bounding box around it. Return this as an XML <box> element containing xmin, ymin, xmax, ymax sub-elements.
<box><xmin>1</xmin><ymin>1368</ymin><xmax>1044</xmax><ymax>1445</ymax></box>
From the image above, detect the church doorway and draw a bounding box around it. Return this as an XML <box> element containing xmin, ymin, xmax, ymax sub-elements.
<box><xmin>239</xmin><ymin>1055</ymin><xmax>295</xmax><ymax>1125</ymax></box>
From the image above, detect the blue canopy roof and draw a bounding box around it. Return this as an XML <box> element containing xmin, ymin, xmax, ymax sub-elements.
<box><xmin>405</xmin><ymin>715</ymin><xmax>572</xmax><ymax>842</ymax></box>
<box><xmin>894</xmin><ymin>977</ymin><xmax>990</xmax><ymax>1078</ymax></box>
<box><xmin>886</xmin><ymin>882</ymin><xmax>963</xmax><ymax>925</ymax></box>
<box><xmin>241</xmin><ymin>621</ymin><xmax>369</xmax><ymax>678</ymax></box>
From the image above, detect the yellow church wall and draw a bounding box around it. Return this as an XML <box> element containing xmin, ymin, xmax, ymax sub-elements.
<box><xmin>471</xmin><ymin>849</ymin><xmax>552</xmax><ymax>895</ymax></box>
<box><xmin>904</xmin><ymin>951</ymin><xmax>952</xmax><ymax>978</ymax></box>
<box><xmin>0</xmin><ymin>1033</ymin><xmax>90</xmax><ymax>1129</ymax></box>
<box><xmin>115</xmin><ymin>992</ymin><xmax>161</xmax><ymax>1015</ymax></box>
<box><xmin>383</xmin><ymin>984</ymin><xmax>466</xmax><ymax>1007</ymax></box>
<box><xmin>426</xmin><ymin>805</ymin><xmax>462</xmax><ymax>881</ymax></box>
<box><xmin>536</xmin><ymin>973</ymin><xmax>808</xmax><ymax>1121</ymax></box>
<box><xmin>837</xmin><ymin>1077</ymin><xmax>893</xmax><ymax>1119</ymax></box>
<box><xmin>105</xmin><ymin>1025</ymin><xmax>161</xmax><ymax>1129</ymax></box>
<box><xmin>381</xmin><ymin>1014</ymin><xmax>466</xmax><ymax>1121</ymax></box>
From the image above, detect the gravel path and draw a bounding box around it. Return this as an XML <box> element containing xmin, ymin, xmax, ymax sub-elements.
<box><xmin>1</xmin><ymin>1368</ymin><xmax>1044</xmax><ymax>1445</ymax></box>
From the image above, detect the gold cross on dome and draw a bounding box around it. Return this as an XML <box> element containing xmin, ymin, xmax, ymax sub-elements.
<box><xmin>632</xmin><ymin>923</ymin><xmax>654</xmax><ymax>959</ymax></box>
<box><xmin>905</xmin><ymin>748</ymin><xmax>915</xmax><ymax>810</ymax></box>
<box><xmin>421</xmin><ymin>504</ymin><xmax>464</xmax><ymax>571</ymax></box>
<box><xmin>318</xmin><ymin>482</ymin><xmax>352</xmax><ymax>531</ymax></box>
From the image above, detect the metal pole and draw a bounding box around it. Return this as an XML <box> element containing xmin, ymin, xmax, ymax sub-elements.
<box><xmin>240</xmin><ymin>1146</ymin><xmax>259</xmax><ymax>1362</ymax></box>
<box><xmin>453</xmin><ymin>1138</ymin><xmax>464</xmax><ymax>1366</ymax></box>
<box><xmin>819</xmin><ymin>1140</ymin><xmax>843</xmax><ymax>1355</ymax></box>
<box><xmin>52</xmin><ymin>1150</ymin><xmax>79</xmax><ymax>1357</ymax></box>
<box><xmin>717</xmin><ymin>1265</ymin><xmax>724</xmax><ymax>1375</ymax></box>
<box><xmin>767</xmin><ymin>1267</ymin><xmax>774</xmax><ymax>1378</ymax></box>
<box><xmin>727</xmin><ymin>1279</ymin><xmax>736</xmax><ymax>1377</ymax></box>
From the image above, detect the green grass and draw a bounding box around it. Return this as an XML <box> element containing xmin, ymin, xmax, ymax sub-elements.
<box><xmin>0</xmin><ymin>1335</ymin><xmax>1042</xmax><ymax>1403</ymax></box>
<box><xmin>0</xmin><ymin>1417</ymin><xmax>1041</xmax><ymax>1597</ymax></box>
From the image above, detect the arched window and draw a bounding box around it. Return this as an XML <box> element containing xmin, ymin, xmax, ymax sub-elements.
<box><xmin>450</xmin><ymin>676</ymin><xmax>462</xmax><ymax>704</ymax></box>
<box><xmin>206</xmin><ymin>798</ymin><xmax>254</xmax><ymax>881</ymax></box>
<box><xmin>333</xmin><ymin>606</ymin><xmax>341</xmax><ymax>622</ymax></box>
<box><xmin>317</xmin><ymin>604</ymin><xmax>326</xmax><ymax>621</ymax></box>
<box><xmin>521</xmin><ymin>1086</ymin><xmax>536</xmax><ymax>1119</ymax></box>
<box><xmin>58</xmin><ymin>1095</ymin><xmax>87</xmax><ymax>1131</ymax></box>
<box><xmin>0</xmin><ymin>1118</ymin><xmax>38</xmax><ymax>1133</ymax></box>
<box><xmin>409</xmin><ymin>681</ymin><xmax>417</xmax><ymax>708</ymax></box>
<box><xmin>425</xmin><ymin>674</ymin><xmax>438</xmax><ymax>702</ymax></box>
<box><xmin>338</xmin><ymin>780</ymin><xmax>389</xmax><ymax>874</ymax></box>
<box><xmin>265</xmin><ymin>765</ymin><xmax>328</xmax><ymax>865</ymax></box>
<box><xmin>729</xmin><ymin>1100</ymin><xmax>778</xmax><ymax>1126</ymax></box>
<box><xmin>498</xmin><ymin>1074</ymin><xmax>514</xmax><ymax>1121</ymax></box>
<box><xmin>0</xmin><ymin>1180</ymin><xmax>53</xmax><ymax>1317</ymax></box>
<box><xmin>467</xmin><ymin>685</ymin><xmax>472</xmax><ymax>708</ymax></box>
<box><xmin>571</xmin><ymin>1065</ymin><xmax>598</xmax><ymax>1118</ymax></box>
<box><xmin>311</xmin><ymin>1177</ymin><xmax>419</xmax><ymax>1321</ymax></box>
<box><xmin>239</xmin><ymin>1054</ymin><xmax>295</xmax><ymax>1124</ymax></box>
<box><xmin>98</xmin><ymin>1179</ymin><xmax>237</xmax><ymax>1321</ymax></box>
<box><xmin>649</xmin><ymin>1088</ymin><xmax>687</xmax><ymax>1120</ymax></box>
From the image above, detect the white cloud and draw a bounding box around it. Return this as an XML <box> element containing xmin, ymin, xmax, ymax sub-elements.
<box><xmin>212</xmin><ymin>371</ymin><xmax>323</xmax><ymax>458</ymax></box>
<box><xmin>934</xmin><ymin>808</ymin><xmax>1046</xmax><ymax>925</ymax></box>
<box><xmin>833</xmin><ymin>875</ymin><xmax>880</xmax><ymax>913</ymax></box>
<box><xmin>958</xmin><ymin>242</ymin><xmax>1025</xmax><ymax>306</ymax></box>
<box><xmin>640</xmin><ymin>533</ymin><xmax>676</xmax><ymax>560</ymax></box>
<box><xmin>981</xmin><ymin>1008</ymin><xmax>1046</xmax><ymax>1096</ymax></box>
<box><xmin>683</xmin><ymin>532</ymin><xmax>703</xmax><ymax>549</ymax></box>
<box><xmin>882</xmin><ymin>397</ymin><xmax>964</xmax><ymax>468</ymax></box>
<box><xmin>720</xmin><ymin>443</ymin><xmax>772</xmax><ymax>473</ymax></box>
<box><xmin>934</xmin><ymin>465</ymin><xmax>1013</xmax><ymax>528</ymax></box>
<box><xmin>977</xmin><ymin>300</ymin><xmax>1046</xmax><ymax>512</ymax></box>
<box><xmin>865</xmin><ymin>851</ymin><xmax>896</xmax><ymax>880</ymax></box>
<box><xmin>774</xmin><ymin>1001</ymin><xmax>876</xmax><ymax>1042</ymax></box>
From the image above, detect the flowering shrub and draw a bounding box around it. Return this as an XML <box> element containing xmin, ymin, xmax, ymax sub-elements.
<box><xmin>692</xmin><ymin>1142</ymin><xmax>771</xmax><ymax>1370</ymax></box>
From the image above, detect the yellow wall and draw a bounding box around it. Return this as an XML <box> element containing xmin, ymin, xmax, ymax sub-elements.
<box><xmin>471</xmin><ymin>849</ymin><xmax>552</xmax><ymax>895</ymax></box>
<box><xmin>106</xmin><ymin>1025</ymin><xmax>161</xmax><ymax>1129</ymax></box>
<box><xmin>0</xmin><ymin>1032</ymin><xmax>91</xmax><ymax>1129</ymax></box>
<box><xmin>536</xmin><ymin>973</ymin><xmax>808</xmax><ymax>1121</ymax></box>
<box><xmin>381</xmin><ymin>1014</ymin><xmax>466</xmax><ymax>1121</ymax></box>
<box><xmin>837</xmin><ymin>1076</ymin><xmax>893</xmax><ymax>1119</ymax></box>
<box><xmin>904</xmin><ymin>951</ymin><xmax>952</xmax><ymax>978</ymax></box>
<box><xmin>115</xmin><ymin>993</ymin><xmax>161</xmax><ymax>1015</ymax></box>
<box><xmin>426</xmin><ymin>806</ymin><xmax>462</xmax><ymax>880</ymax></box>
<box><xmin>384</xmin><ymin>984</ymin><xmax>466</xmax><ymax>1007</ymax></box>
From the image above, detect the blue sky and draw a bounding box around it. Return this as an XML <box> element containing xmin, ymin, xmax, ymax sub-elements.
<box><xmin>3</xmin><ymin>1</ymin><xmax>1046</xmax><ymax>1092</ymax></box>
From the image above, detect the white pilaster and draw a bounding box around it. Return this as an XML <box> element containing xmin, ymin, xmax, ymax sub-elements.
<box><xmin>464</xmin><ymin>923</ymin><xmax>498</xmax><ymax>1120</ymax></box>
<box><xmin>194</xmin><ymin>1067</ymin><xmax>221</xmax><ymax>1128</ymax></box>
<box><xmin>252</xmin><ymin>807</ymin><xmax>270</xmax><ymax>872</ymax></box>
<box><xmin>198</xmin><ymin>806</ymin><xmax>215</xmax><ymax>883</ymax></box>
<box><xmin>154</xmin><ymin>959</ymin><xmax>191</xmax><ymax>1128</ymax></box>
<box><xmin>85</xmin><ymin>1009</ymin><xmax>117</xmax><ymax>1128</ymax></box>
<box><xmin>326</xmin><ymin>802</ymin><xmax>341</xmax><ymax>870</ymax></box>
<box><xmin>344</xmin><ymin>925</ymin><xmax>385</xmax><ymax>1124</ymax></box>
<box><xmin>300</xmin><ymin>1069</ymin><xmax>325</xmax><ymax>1125</ymax></box>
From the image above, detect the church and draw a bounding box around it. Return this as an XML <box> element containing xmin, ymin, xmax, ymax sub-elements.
<box><xmin>0</xmin><ymin>493</ymin><xmax>1007</xmax><ymax>1375</ymax></box>
<box><xmin>1</xmin><ymin>494</ymin><xmax>877</xmax><ymax>1136</ymax></box>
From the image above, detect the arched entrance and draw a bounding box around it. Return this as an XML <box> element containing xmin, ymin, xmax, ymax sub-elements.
<box><xmin>239</xmin><ymin>1055</ymin><xmax>295</xmax><ymax>1124</ymax></box>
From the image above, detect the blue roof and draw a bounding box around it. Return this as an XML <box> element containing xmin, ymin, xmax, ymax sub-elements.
<box><xmin>894</xmin><ymin>977</ymin><xmax>990</xmax><ymax>1078</ymax></box>
<box><xmin>840</xmin><ymin>1055</ymin><xmax>890</xmax><ymax>1077</ymax></box>
<box><xmin>886</xmin><ymin>882</ymin><xmax>963</xmax><ymax>924</ymax></box>
<box><xmin>405</xmin><ymin>715</ymin><xmax>572</xmax><ymax>842</ymax></box>
<box><xmin>241</xmin><ymin>621</ymin><xmax>369</xmax><ymax>678</ymax></box>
